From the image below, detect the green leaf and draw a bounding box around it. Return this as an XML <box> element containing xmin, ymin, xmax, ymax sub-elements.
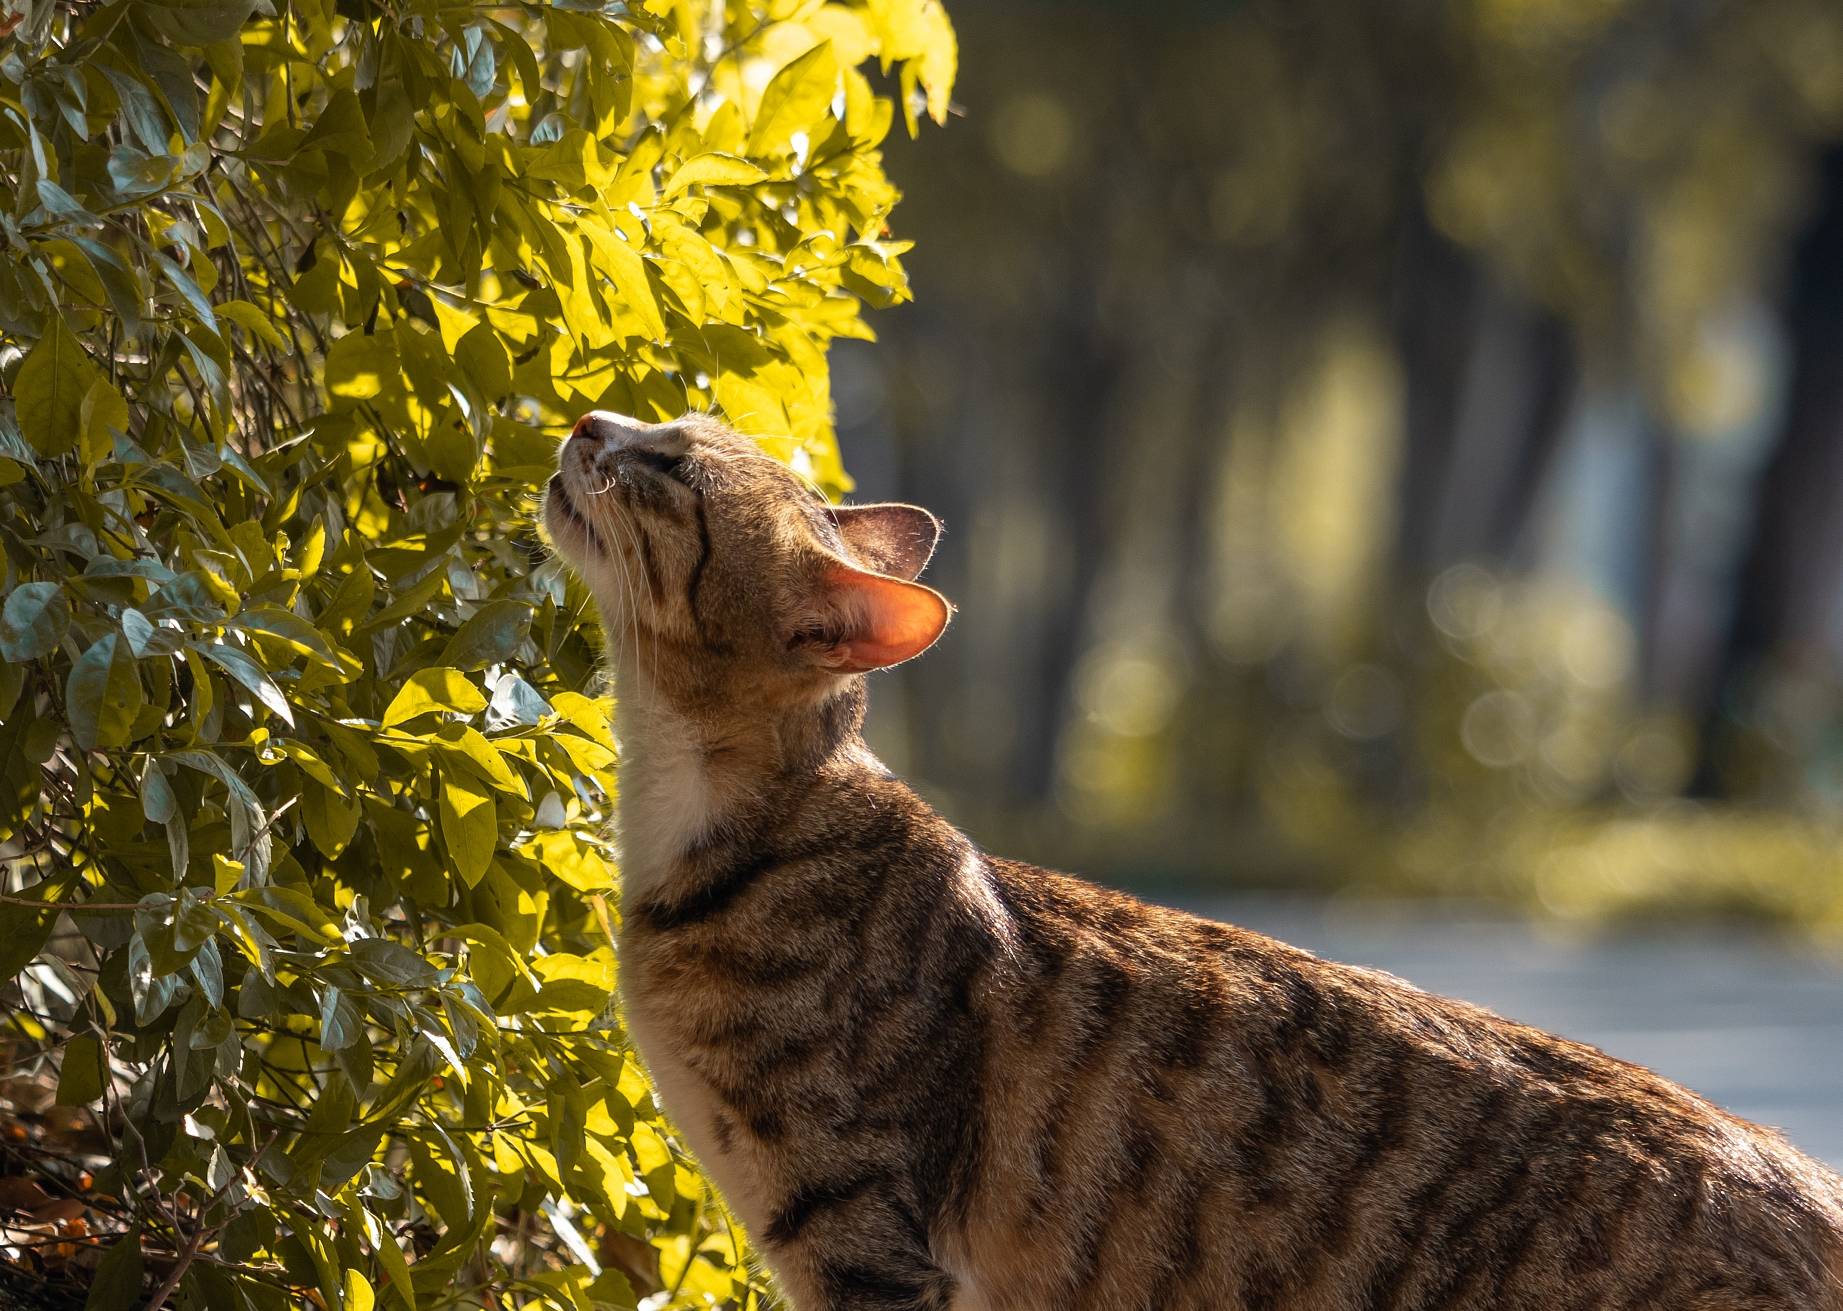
<box><xmin>408</xmin><ymin>1135</ymin><xmax>474</xmax><ymax>1231</ymax></box>
<box><xmin>141</xmin><ymin>759</ymin><xmax>177</xmax><ymax>823</ymax></box>
<box><xmin>664</xmin><ymin>151</ymin><xmax>768</xmax><ymax>197</ymax></box>
<box><xmin>198</xmin><ymin>641</ymin><xmax>294</xmax><ymax>726</ymax></box>
<box><xmin>211</xmin><ymin>853</ymin><xmax>243</xmax><ymax>895</ymax></box>
<box><xmin>120</xmin><ymin>607</ymin><xmax>159</xmax><ymax>657</ymax></box>
<box><xmin>438</xmin><ymin>768</ymin><xmax>496</xmax><ymax>888</ymax></box>
<box><xmin>325</xmin><ymin>330</ymin><xmax>398</xmax><ymax>402</ymax></box>
<box><xmin>84</xmin><ymin>1226</ymin><xmax>143</xmax><ymax>1311</ymax></box>
<box><xmin>383</xmin><ymin>667</ymin><xmax>488</xmax><ymax>726</ymax></box>
<box><xmin>56</xmin><ymin>1034</ymin><xmax>107</xmax><ymax>1106</ymax></box>
<box><xmin>519</xmin><ymin>830</ymin><xmax>614</xmax><ymax>893</ymax></box>
<box><xmin>65</xmin><ymin>632</ymin><xmax>143</xmax><ymax>751</ymax></box>
<box><xmin>747</xmin><ymin>43</ymin><xmax>839</xmax><ymax>157</ymax></box>
<box><xmin>374</xmin><ymin>1227</ymin><xmax>417</xmax><ymax>1311</ymax></box>
<box><xmin>349</xmin><ymin>938</ymin><xmax>435</xmax><ymax>986</ymax></box>
<box><xmin>189</xmin><ymin>937</ymin><xmax>224</xmax><ymax>1006</ymax></box>
<box><xmin>15</xmin><ymin>314</ymin><xmax>102</xmax><ymax>457</ymax></box>
<box><xmin>69</xmin><ymin>238</ymin><xmax>146</xmax><ymax>330</ymax></box>
<box><xmin>583</xmin><ymin>226</ymin><xmax>666</xmax><ymax>342</ymax></box>
<box><xmin>320</xmin><ymin>985</ymin><xmax>361</xmax><ymax>1051</ymax></box>
<box><xmin>486</xmin><ymin>672</ymin><xmax>551</xmax><ymax>728</ymax></box>
<box><xmin>141</xmin><ymin>0</ymin><xmax>258</xmax><ymax>46</ymax></box>
<box><xmin>0</xmin><ymin>888</ymin><xmax>67</xmax><ymax>979</ymax></box>
<box><xmin>302</xmin><ymin>780</ymin><xmax>361</xmax><ymax>858</ymax></box>
<box><xmin>79</xmin><ymin>376</ymin><xmax>129</xmax><ymax>465</ymax></box>
<box><xmin>151</xmin><ymin>250</ymin><xmax>218</xmax><ymax>330</ymax></box>
<box><xmin>35</xmin><ymin>179</ymin><xmax>99</xmax><ymax>226</ymax></box>
<box><xmin>0</xmin><ymin>581</ymin><xmax>70</xmax><ymax>660</ymax></box>
<box><xmin>219</xmin><ymin>298</ymin><xmax>287</xmax><ymax>350</ymax></box>
<box><xmin>441</xmin><ymin>598</ymin><xmax>532</xmax><ymax>670</ymax></box>
<box><xmin>454</xmin><ymin>321</ymin><xmax>512</xmax><ymax>402</ymax></box>
<box><xmin>435</xmin><ymin>722</ymin><xmax>525</xmax><ymax>796</ymax></box>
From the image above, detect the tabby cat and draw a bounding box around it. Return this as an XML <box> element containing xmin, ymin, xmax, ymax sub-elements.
<box><xmin>543</xmin><ymin>410</ymin><xmax>1843</xmax><ymax>1311</ymax></box>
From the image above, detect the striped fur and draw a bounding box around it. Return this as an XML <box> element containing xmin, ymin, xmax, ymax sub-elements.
<box><xmin>545</xmin><ymin>411</ymin><xmax>1843</xmax><ymax>1310</ymax></box>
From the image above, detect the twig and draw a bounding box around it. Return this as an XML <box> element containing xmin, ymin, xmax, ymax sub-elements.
<box><xmin>139</xmin><ymin>1219</ymin><xmax>204</xmax><ymax>1311</ymax></box>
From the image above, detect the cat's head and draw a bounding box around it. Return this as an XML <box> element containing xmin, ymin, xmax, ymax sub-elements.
<box><xmin>543</xmin><ymin>411</ymin><xmax>949</xmax><ymax>710</ymax></box>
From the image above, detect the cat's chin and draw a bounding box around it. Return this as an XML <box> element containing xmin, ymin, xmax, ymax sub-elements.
<box><xmin>542</xmin><ymin>474</ymin><xmax>604</xmax><ymax>569</ymax></box>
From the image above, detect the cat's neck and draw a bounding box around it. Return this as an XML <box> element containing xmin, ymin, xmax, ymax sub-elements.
<box><xmin>609</xmin><ymin>671</ymin><xmax>871</xmax><ymax>901</ymax></box>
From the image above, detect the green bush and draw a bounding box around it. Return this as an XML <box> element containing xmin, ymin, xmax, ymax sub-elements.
<box><xmin>0</xmin><ymin>2</ymin><xmax>952</xmax><ymax>1307</ymax></box>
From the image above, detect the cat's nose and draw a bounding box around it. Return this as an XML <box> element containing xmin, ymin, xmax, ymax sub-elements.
<box><xmin>570</xmin><ymin>411</ymin><xmax>688</xmax><ymax>455</ymax></box>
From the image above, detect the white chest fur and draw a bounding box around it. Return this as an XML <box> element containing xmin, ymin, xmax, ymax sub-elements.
<box><xmin>609</xmin><ymin>698</ymin><xmax>781</xmax><ymax>1225</ymax></box>
<box><xmin>618</xmin><ymin>976</ymin><xmax>779</xmax><ymax>1233</ymax></box>
<box><xmin>611</xmin><ymin>697</ymin><xmax>720</xmax><ymax>901</ymax></box>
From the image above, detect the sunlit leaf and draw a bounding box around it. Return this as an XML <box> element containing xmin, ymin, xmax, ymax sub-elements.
<box><xmin>384</xmin><ymin>666</ymin><xmax>488</xmax><ymax>726</ymax></box>
<box><xmin>748</xmin><ymin>43</ymin><xmax>841</xmax><ymax>158</ymax></box>
<box><xmin>664</xmin><ymin>151</ymin><xmax>768</xmax><ymax>196</ymax></box>
<box><xmin>199</xmin><ymin>641</ymin><xmax>295</xmax><ymax>726</ymax></box>
<box><xmin>439</xmin><ymin>768</ymin><xmax>496</xmax><ymax>888</ymax></box>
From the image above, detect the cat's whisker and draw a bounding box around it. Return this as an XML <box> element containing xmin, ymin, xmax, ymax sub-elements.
<box><xmin>606</xmin><ymin>505</ymin><xmax>653</xmax><ymax>685</ymax></box>
<box><xmin>606</xmin><ymin>507</ymin><xmax>644</xmax><ymax>681</ymax></box>
<box><xmin>582</xmin><ymin>478</ymin><xmax>641</xmax><ymax>679</ymax></box>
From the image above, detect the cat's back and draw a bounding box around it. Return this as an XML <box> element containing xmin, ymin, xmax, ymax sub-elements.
<box><xmin>969</xmin><ymin>862</ymin><xmax>1843</xmax><ymax>1311</ymax></box>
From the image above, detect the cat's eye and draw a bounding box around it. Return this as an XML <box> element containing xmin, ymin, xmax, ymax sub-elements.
<box><xmin>625</xmin><ymin>447</ymin><xmax>691</xmax><ymax>485</ymax></box>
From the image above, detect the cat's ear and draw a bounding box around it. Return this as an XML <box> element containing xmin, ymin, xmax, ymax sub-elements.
<box><xmin>798</xmin><ymin>562</ymin><xmax>951</xmax><ymax>673</ymax></box>
<box><xmin>826</xmin><ymin>503</ymin><xmax>941</xmax><ymax>582</ymax></box>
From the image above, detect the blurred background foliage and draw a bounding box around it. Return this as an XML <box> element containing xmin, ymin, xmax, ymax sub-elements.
<box><xmin>840</xmin><ymin>0</ymin><xmax>1843</xmax><ymax>928</ymax></box>
<box><xmin>0</xmin><ymin>0</ymin><xmax>949</xmax><ymax>1307</ymax></box>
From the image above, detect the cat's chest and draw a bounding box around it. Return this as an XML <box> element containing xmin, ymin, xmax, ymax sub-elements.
<box><xmin>619</xmin><ymin>968</ymin><xmax>774</xmax><ymax>1229</ymax></box>
<box><xmin>618</xmin><ymin>929</ymin><xmax>809</xmax><ymax>1235</ymax></box>
<box><xmin>612</xmin><ymin>740</ymin><xmax>719</xmax><ymax>897</ymax></box>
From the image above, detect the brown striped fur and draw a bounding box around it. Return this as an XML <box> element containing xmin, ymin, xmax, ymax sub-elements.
<box><xmin>544</xmin><ymin>411</ymin><xmax>1843</xmax><ymax>1310</ymax></box>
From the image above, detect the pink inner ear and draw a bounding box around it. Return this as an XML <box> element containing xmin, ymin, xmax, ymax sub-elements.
<box><xmin>823</xmin><ymin>566</ymin><xmax>951</xmax><ymax>673</ymax></box>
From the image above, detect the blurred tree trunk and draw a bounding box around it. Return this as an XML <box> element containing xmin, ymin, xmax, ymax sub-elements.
<box><xmin>1170</xmin><ymin>315</ymin><xmax>1252</xmax><ymax>828</ymax></box>
<box><xmin>1387</xmin><ymin>187</ymin><xmax>1483</xmax><ymax>590</ymax></box>
<box><xmin>873</xmin><ymin>308</ymin><xmax>983</xmax><ymax>793</ymax></box>
<box><xmin>1010</xmin><ymin>281</ymin><xmax>1128</xmax><ymax>807</ymax></box>
<box><xmin>1387</xmin><ymin>189</ymin><xmax>1580</xmax><ymax>587</ymax></box>
<box><xmin>1693</xmin><ymin>143</ymin><xmax>1843</xmax><ymax>792</ymax></box>
<box><xmin>1633</xmin><ymin>416</ymin><xmax>1684</xmax><ymax>705</ymax></box>
<box><xmin>1480</xmin><ymin>307</ymin><xmax>1577</xmax><ymax>566</ymax></box>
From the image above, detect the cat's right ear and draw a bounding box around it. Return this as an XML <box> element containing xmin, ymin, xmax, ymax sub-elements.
<box><xmin>826</xmin><ymin>503</ymin><xmax>942</xmax><ymax>582</ymax></box>
<box><xmin>795</xmin><ymin>562</ymin><xmax>951</xmax><ymax>674</ymax></box>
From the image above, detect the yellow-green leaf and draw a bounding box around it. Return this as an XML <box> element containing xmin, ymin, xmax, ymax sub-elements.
<box><xmin>15</xmin><ymin>315</ymin><xmax>103</xmax><ymax>457</ymax></box>
<box><xmin>383</xmin><ymin>667</ymin><xmax>488</xmax><ymax>726</ymax></box>
<box><xmin>663</xmin><ymin>151</ymin><xmax>768</xmax><ymax>197</ymax></box>
<box><xmin>517</xmin><ymin>830</ymin><xmax>615</xmax><ymax>892</ymax></box>
<box><xmin>582</xmin><ymin>223</ymin><xmax>666</xmax><ymax>342</ymax></box>
<box><xmin>342</xmin><ymin>1266</ymin><xmax>375</xmax><ymax>1311</ymax></box>
<box><xmin>439</xmin><ymin>769</ymin><xmax>496</xmax><ymax>888</ymax></box>
<box><xmin>56</xmin><ymin>1034</ymin><xmax>106</xmax><ymax>1106</ymax></box>
<box><xmin>79</xmin><ymin>377</ymin><xmax>129</xmax><ymax>466</ymax></box>
<box><xmin>325</xmin><ymin>330</ymin><xmax>398</xmax><ymax>403</ymax></box>
<box><xmin>65</xmin><ymin>632</ymin><xmax>143</xmax><ymax>751</ymax></box>
<box><xmin>747</xmin><ymin>42</ymin><xmax>839</xmax><ymax>157</ymax></box>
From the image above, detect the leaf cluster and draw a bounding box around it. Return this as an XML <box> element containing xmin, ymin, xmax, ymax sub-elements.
<box><xmin>0</xmin><ymin>1</ymin><xmax>953</xmax><ymax>1307</ymax></box>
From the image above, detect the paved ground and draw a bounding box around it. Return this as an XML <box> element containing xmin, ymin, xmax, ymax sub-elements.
<box><xmin>1183</xmin><ymin>896</ymin><xmax>1843</xmax><ymax>1168</ymax></box>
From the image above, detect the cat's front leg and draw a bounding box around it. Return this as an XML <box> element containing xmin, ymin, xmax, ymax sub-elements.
<box><xmin>755</xmin><ymin>1182</ymin><xmax>956</xmax><ymax>1311</ymax></box>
